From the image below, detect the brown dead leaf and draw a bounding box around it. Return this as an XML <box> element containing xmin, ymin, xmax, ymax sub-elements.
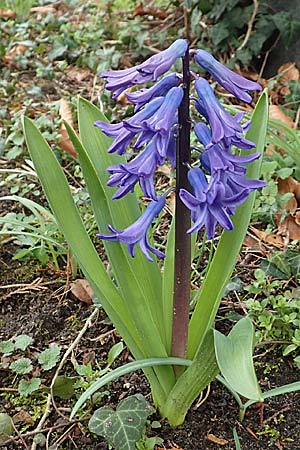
<box><xmin>59</xmin><ymin>98</ymin><xmax>77</xmax><ymax>158</ymax></box>
<box><xmin>278</xmin><ymin>176</ymin><xmax>300</xmax><ymax>204</ymax></box>
<box><xmin>277</xmin><ymin>178</ymin><xmax>298</xmax><ymax>213</ymax></box>
<box><xmin>30</xmin><ymin>6</ymin><xmax>56</xmax><ymax>14</ymax></box>
<box><xmin>276</xmin><ymin>211</ymin><xmax>300</xmax><ymax>241</ymax></box>
<box><xmin>70</xmin><ymin>279</ymin><xmax>93</xmax><ymax>305</ymax></box>
<box><xmin>249</xmin><ymin>227</ymin><xmax>284</xmax><ymax>248</ymax></box>
<box><xmin>207</xmin><ymin>433</ymin><xmax>228</xmax><ymax>445</ymax></box>
<box><xmin>65</xmin><ymin>66</ymin><xmax>91</xmax><ymax>83</ymax></box>
<box><xmin>0</xmin><ymin>9</ymin><xmax>16</xmax><ymax>18</ymax></box>
<box><xmin>4</xmin><ymin>44</ymin><xmax>28</xmax><ymax>64</ymax></box>
<box><xmin>13</xmin><ymin>410</ymin><xmax>34</xmax><ymax>425</ymax></box>
<box><xmin>269</xmin><ymin>105</ymin><xmax>294</xmax><ymax>128</ymax></box>
<box><xmin>133</xmin><ymin>3</ymin><xmax>168</xmax><ymax>19</ymax></box>
<box><xmin>278</xmin><ymin>63</ymin><xmax>299</xmax><ymax>83</ymax></box>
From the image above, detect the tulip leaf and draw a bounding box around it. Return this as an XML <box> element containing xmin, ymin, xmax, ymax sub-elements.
<box><xmin>214</xmin><ymin>317</ymin><xmax>263</xmax><ymax>401</ymax></box>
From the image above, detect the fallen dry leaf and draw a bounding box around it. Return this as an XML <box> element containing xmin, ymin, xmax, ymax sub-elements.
<box><xmin>65</xmin><ymin>66</ymin><xmax>91</xmax><ymax>83</ymax></box>
<box><xmin>70</xmin><ymin>279</ymin><xmax>93</xmax><ymax>305</ymax></box>
<box><xmin>30</xmin><ymin>6</ymin><xmax>56</xmax><ymax>14</ymax></box>
<box><xmin>0</xmin><ymin>8</ymin><xmax>16</xmax><ymax>18</ymax></box>
<box><xmin>133</xmin><ymin>3</ymin><xmax>168</xmax><ymax>19</ymax></box>
<box><xmin>13</xmin><ymin>410</ymin><xmax>34</xmax><ymax>426</ymax></box>
<box><xmin>278</xmin><ymin>62</ymin><xmax>300</xmax><ymax>83</ymax></box>
<box><xmin>59</xmin><ymin>98</ymin><xmax>77</xmax><ymax>158</ymax></box>
<box><xmin>207</xmin><ymin>433</ymin><xmax>228</xmax><ymax>445</ymax></box>
<box><xmin>249</xmin><ymin>227</ymin><xmax>284</xmax><ymax>248</ymax></box>
<box><xmin>278</xmin><ymin>176</ymin><xmax>300</xmax><ymax>204</ymax></box>
<box><xmin>276</xmin><ymin>211</ymin><xmax>300</xmax><ymax>241</ymax></box>
<box><xmin>4</xmin><ymin>44</ymin><xmax>28</xmax><ymax>64</ymax></box>
<box><xmin>269</xmin><ymin>105</ymin><xmax>294</xmax><ymax>128</ymax></box>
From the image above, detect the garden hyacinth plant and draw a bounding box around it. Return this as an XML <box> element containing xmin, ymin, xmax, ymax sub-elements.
<box><xmin>23</xmin><ymin>39</ymin><xmax>268</xmax><ymax>427</ymax></box>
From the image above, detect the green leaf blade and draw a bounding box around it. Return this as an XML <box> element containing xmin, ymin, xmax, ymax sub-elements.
<box><xmin>214</xmin><ymin>318</ymin><xmax>263</xmax><ymax>401</ymax></box>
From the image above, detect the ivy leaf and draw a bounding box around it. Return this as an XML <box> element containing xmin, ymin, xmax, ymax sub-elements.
<box><xmin>14</xmin><ymin>335</ymin><xmax>33</xmax><ymax>351</ymax></box>
<box><xmin>18</xmin><ymin>378</ymin><xmax>41</xmax><ymax>397</ymax></box>
<box><xmin>38</xmin><ymin>345</ymin><xmax>61</xmax><ymax>371</ymax></box>
<box><xmin>89</xmin><ymin>394</ymin><xmax>153</xmax><ymax>450</ymax></box>
<box><xmin>273</xmin><ymin>12</ymin><xmax>300</xmax><ymax>48</ymax></box>
<box><xmin>10</xmin><ymin>358</ymin><xmax>33</xmax><ymax>375</ymax></box>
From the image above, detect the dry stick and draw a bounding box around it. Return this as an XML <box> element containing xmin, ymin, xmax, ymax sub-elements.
<box><xmin>237</xmin><ymin>0</ymin><xmax>259</xmax><ymax>51</ymax></box>
<box><xmin>30</xmin><ymin>307</ymin><xmax>99</xmax><ymax>450</ymax></box>
<box><xmin>0</xmin><ymin>421</ymin><xmax>81</xmax><ymax>447</ymax></box>
<box><xmin>171</xmin><ymin>48</ymin><xmax>191</xmax><ymax>369</ymax></box>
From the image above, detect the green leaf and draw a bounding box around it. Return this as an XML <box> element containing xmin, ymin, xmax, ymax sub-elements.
<box><xmin>88</xmin><ymin>394</ymin><xmax>152</xmax><ymax>450</ymax></box>
<box><xmin>14</xmin><ymin>335</ymin><xmax>33</xmax><ymax>351</ymax></box>
<box><xmin>244</xmin><ymin>381</ymin><xmax>300</xmax><ymax>410</ymax></box>
<box><xmin>0</xmin><ymin>340</ymin><xmax>15</xmax><ymax>355</ymax></box>
<box><xmin>38</xmin><ymin>345</ymin><xmax>61</xmax><ymax>371</ymax></box>
<box><xmin>107</xmin><ymin>342</ymin><xmax>124</xmax><ymax>367</ymax></box>
<box><xmin>53</xmin><ymin>376</ymin><xmax>75</xmax><ymax>399</ymax></box>
<box><xmin>74</xmin><ymin>99</ymin><xmax>166</xmax><ymax>347</ymax></box>
<box><xmin>214</xmin><ymin>317</ymin><xmax>263</xmax><ymax>401</ymax></box>
<box><xmin>10</xmin><ymin>358</ymin><xmax>33</xmax><ymax>375</ymax></box>
<box><xmin>188</xmin><ymin>90</ymin><xmax>269</xmax><ymax>359</ymax></box>
<box><xmin>233</xmin><ymin>427</ymin><xmax>242</xmax><ymax>450</ymax></box>
<box><xmin>22</xmin><ymin>116</ymin><xmax>146</xmax><ymax>381</ymax></box>
<box><xmin>0</xmin><ymin>413</ymin><xmax>14</xmax><ymax>442</ymax></box>
<box><xmin>18</xmin><ymin>378</ymin><xmax>41</xmax><ymax>397</ymax></box>
<box><xmin>71</xmin><ymin>357</ymin><xmax>192</xmax><ymax>418</ymax></box>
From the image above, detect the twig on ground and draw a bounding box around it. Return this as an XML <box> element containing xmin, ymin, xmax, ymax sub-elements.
<box><xmin>237</xmin><ymin>0</ymin><xmax>259</xmax><ymax>52</ymax></box>
<box><xmin>0</xmin><ymin>421</ymin><xmax>81</xmax><ymax>447</ymax></box>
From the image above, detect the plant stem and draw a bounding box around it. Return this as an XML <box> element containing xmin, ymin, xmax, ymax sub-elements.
<box><xmin>171</xmin><ymin>47</ymin><xmax>191</xmax><ymax>366</ymax></box>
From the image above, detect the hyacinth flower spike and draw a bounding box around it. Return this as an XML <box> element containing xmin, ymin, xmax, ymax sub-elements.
<box><xmin>194</xmin><ymin>49</ymin><xmax>262</xmax><ymax>103</ymax></box>
<box><xmin>179</xmin><ymin>167</ymin><xmax>254</xmax><ymax>239</ymax></box>
<box><xmin>126</xmin><ymin>73</ymin><xmax>180</xmax><ymax>111</ymax></box>
<box><xmin>94</xmin><ymin>97</ymin><xmax>165</xmax><ymax>155</ymax></box>
<box><xmin>97</xmin><ymin>195</ymin><xmax>166</xmax><ymax>261</ymax></box>
<box><xmin>195</xmin><ymin>78</ymin><xmax>255</xmax><ymax>149</ymax></box>
<box><xmin>106</xmin><ymin>141</ymin><xmax>160</xmax><ymax>200</ymax></box>
<box><xmin>101</xmin><ymin>39</ymin><xmax>188</xmax><ymax>97</ymax></box>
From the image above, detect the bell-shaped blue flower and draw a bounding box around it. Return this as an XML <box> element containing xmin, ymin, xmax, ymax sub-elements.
<box><xmin>179</xmin><ymin>168</ymin><xmax>251</xmax><ymax>239</ymax></box>
<box><xmin>97</xmin><ymin>196</ymin><xmax>166</xmax><ymax>261</ymax></box>
<box><xmin>126</xmin><ymin>73</ymin><xmax>180</xmax><ymax>111</ymax></box>
<box><xmin>101</xmin><ymin>39</ymin><xmax>188</xmax><ymax>97</ymax></box>
<box><xmin>94</xmin><ymin>97</ymin><xmax>164</xmax><ymax>154</ymax></box>
<box><xmin>194</xmin><ymin>50</ymin><xmax>262</xmax><ymax>103</ymax></box>
<box><xmin>195</xmin><ymin>78</ymin><xmax>255</xmax><ymax>149</ymax></box>
<box><xmin>107</xmin><ymin>141</ymin><xmax>160</xmax><ymax>200</ymax></box>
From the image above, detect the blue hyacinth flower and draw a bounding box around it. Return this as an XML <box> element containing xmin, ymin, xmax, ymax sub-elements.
<box><xmin>195</xmin><ymin>78</ymin><xmax>255</xmax><ymax>149</ymax></box>
<box><xmin>97</xmin><ymin>196</ymin><xmax>166</xmax><ymax>261</ymax></box>
<box><xmin>179</xmin><ymin>167</ymin><xmax>252</xmax><ymax>239</ymax></box>
<box><xmin>101</xmin><ymin>39</ymin><xmax>188</xmax><ymax>97</ymax></box>
<box><xmin>94</xmin><ymin>97</ymin><xmax>165</xmax><ymax>154</ymax></box>
<box><xmin>126</xmin><ymin>73</ymin><xmax>180</xmax><ymax>111</ymax></box>
<box><xmin>107</xmin><ymin>141</ymin><xmax>160</xmax><ymax>200</ymax></box>
<box><xmin>194</xmin><ymin>50</ymin><xmax>262</xmax><ymax>103</ymax></box>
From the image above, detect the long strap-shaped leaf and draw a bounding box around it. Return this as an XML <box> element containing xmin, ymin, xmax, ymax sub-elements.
<box><xmin>77</xmin><ymin>99</ymin><xmax>166</xmax><ymax>345</ymax></box>
<box><xmin>187</xmin><ymin>90</ymin><xmax>269</xmax><ymax>358</ymax></box>
<box><xmin>160</xmin><ymin>91</ymin><xmax>269</xmax><ymax>426</ymax></box>
<box><xmin>23</xmin><ymin>116</ymin><xmax>173</xmax><ymax>403</ymax></box>
<box><xmin>65</xmin><ymin>118</ymin><xmax>176</xmax><ymax>395</ymax></box>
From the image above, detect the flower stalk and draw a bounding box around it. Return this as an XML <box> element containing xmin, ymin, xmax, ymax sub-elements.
<box><xmin>171</xmin><ymin>48</ymin><xmax>191</xmax><ymax>365</ymax></box>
